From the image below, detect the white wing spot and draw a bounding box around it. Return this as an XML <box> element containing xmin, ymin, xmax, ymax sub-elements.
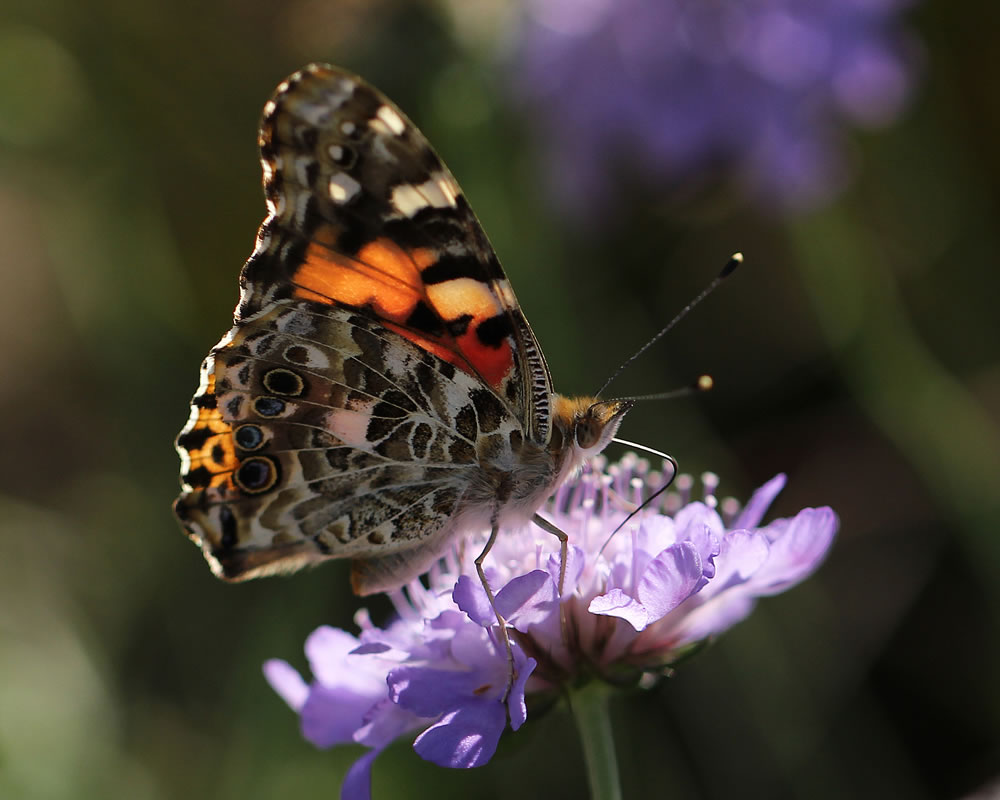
<box><xmin>435</xmin><ymin>174</ymin><xmax>459</xmax><ymax>206</ymax></box>
<box><xmin>375</xmin><ymin>104</ymin><xmax>406</xmax><ymax>136</ymax></box>
<box><xmin>390</xmin><ymin>183</ymin><xmax>430</xmax><ymax>216</ymax></box>
<box><xmin>390</xmin><ymin>173</ymin><xmax>460</xmax><ymax>217</ymax></box>
<box><xmin>421</xmin><ymin>174</ymin><xmax>458</xmax><ymax>208</ymax></box>
<box><xmin>328</xmin><ymin>144</ymin><xmax>344</xmax><ymax>161</ymax></box>
<box><xmin>340</xmin><ymin>120</ymin><xmax>356</xmax><ymax>136</ymax></box>
<box><xmin>329</xmin><ymin>172</ymin><xmax>361</xmax><ymax>204</ymax></box>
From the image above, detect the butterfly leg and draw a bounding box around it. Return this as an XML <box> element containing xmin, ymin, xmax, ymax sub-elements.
<box><xmin>474</xmin><ymin>516</ymin><xmax>517</xmax><ymax>699</ymax></box>
<box><xmin>531</xmin><ymin>513</ymin><xmax>569</xmax><ymax>595</ymax></box>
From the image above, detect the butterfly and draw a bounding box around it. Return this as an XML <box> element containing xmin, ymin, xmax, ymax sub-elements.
<box><xmin>173</xmin><ymin>63</ymin><xmax>631</xmax><ymax>605</ymax></box>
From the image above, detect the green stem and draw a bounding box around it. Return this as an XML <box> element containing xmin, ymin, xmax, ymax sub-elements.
<box><xmin>569</xmin><ymin>684</ymin><xmax>622</xmax><ymax>800</ymax></box>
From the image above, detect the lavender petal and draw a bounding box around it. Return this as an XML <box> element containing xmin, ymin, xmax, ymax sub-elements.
<box><xmin>732</xmin><ymin>473</ymin><xmax>787</xmax><ymax>530</ymax></box>
<box><xmin>263</xmin><ymin>659</ymin><xmax>308</xmax><ymax>712</ymax></box>
<box><xmin>413</xmin><ymin>703</ymin><xmax>507</xmax><ymax>768</ymax></box>
<box><xmin>637</xmin><ymin>542</ymin><xmax>705</xmax><ymax>623</ymax></box>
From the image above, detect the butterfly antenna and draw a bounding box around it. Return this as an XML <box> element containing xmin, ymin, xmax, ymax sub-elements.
<box><xmin>614</xmin><ymin>374</ymin><xmax>714</xmax><ymax>404</ymax></box>
<box><xmin>595</xmin><ymin>252</ymin><xmax>743</xmax><ymax>399</ymax></box>
<box><xmin>597</xmin><ymin>451</ymin><xmax>680</xmax><ymax>556</ymax></box>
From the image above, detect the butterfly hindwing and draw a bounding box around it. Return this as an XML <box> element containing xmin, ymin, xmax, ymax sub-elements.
<box><xmin>175</xmin><ymin>282</ymin><xmax>521</xmax><ymax>588</ymax></box>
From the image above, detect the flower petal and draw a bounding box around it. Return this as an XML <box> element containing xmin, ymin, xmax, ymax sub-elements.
<box><xmin>354</xmin><ymin>698</ymin><xmax>422</xmax><ymax>749</ymax></box>
<box><xmin>545</xmin><ymin>544</ymin><xmax>586</xmax><ymax>596</ymax></box>
<box><xmin>705</xmin><ymin>531</ymin><xmax>771</xmax><ymax>596</ymax></box>
<box><xmin>496</xmin><ymin>570</ymin><xmax>557</xmax><ymax>626</ymax></box>
<box><xmin>637</xmin><ymin>542</ymin><xmax>704</xmax><ymax>622</ymax></box>
<box><xmin>671</xmin><ymin>593</ymin><xmax>758</xmax><ymax>644</ymax></box>
<box><xmin>305</xmin><ymin>626</ymin><xmax>383</xmax><ymax>695</ymax></box>
<box><xmin>388</xmin><ymin>665</ymin><xmax>486</xmax><ymax>717</ymax></box>
<box><xmin>507</xmin><ymin>657</ymin><xmax>536</xmax><ymax>731</ymax></box>
<box><xmin>413</xmin><ymin>703</ymin><xmax>506</xmax><ymax>768</ymax></box>
<box><xmin>732</xmin><ymin>473</ymin><xmax>786</xmax><ymax>530</ymax></box>
<box><xmin>300</xmin><ymin>684</ymin><xmax>376</xmax><ymax>748</ymax></box>
<box><xmin>351</xmin><ymin>642</ymin><xmax>391</xmax><ymax>655</ymax></box>
<box><xmin>752</xmin><ymin>507</ymin><xmax>838</xmax><ymax>595</ymax></box>
<box><xmin>635</xmin><ymin>515</ymin><xmax>677</xmax><ymax>557</ymax></box>
<box><xmin>680</xmin><ymin>522</ymin><xmax>720</xmax><ymax>581</ymax></box>
<box><xmin>674</xmin><ymin>502</ymin><xmax>725</xmax><ymax>541</ymax></box>
<box><xmin>263</xmin><ymin>659</ymin><xmax>308</xmax><ymax>712</ymax></box>
<box><xmin>341</xmin><ymin>748</ymin><xmax>380</xmax><ymax>800</ymax></box>
<box><xmin>589</xmin><ymin>588</ymin><xmax>649</xmax><ymax>631</ymax></box>
<box><xmin>453</xmin><ymin>575</ymin><xmax>495</xmax><ymax>627</ymax></box>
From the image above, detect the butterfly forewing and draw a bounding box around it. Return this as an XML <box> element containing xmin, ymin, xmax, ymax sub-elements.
<box><xmin>241</xmin><ymin>65</ymin><xmax>553</xmax><ymax>437</ymax></box>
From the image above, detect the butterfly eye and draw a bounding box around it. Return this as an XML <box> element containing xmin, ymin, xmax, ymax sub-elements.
<box><xmin>575</xmin><ymin>415</ymin><xmax>602</xmax><ymax>451</ymax></box>
<box><xmin>575</xmin><ymin>400</ymin><xmax>633</xmax><ymax>453</ymax></box>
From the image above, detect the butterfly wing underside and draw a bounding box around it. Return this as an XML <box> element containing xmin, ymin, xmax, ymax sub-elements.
<box><xmin>175</xmin><ymin>64</ymin><xmax>553</xmax><ymax>591</ymax></box>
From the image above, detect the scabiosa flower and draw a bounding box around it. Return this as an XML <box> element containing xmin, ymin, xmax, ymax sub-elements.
<box><xmin>265</xmin><ymin>456</ymin><xmax>837</xmax><ymax>799</ymax></box>
<box><xmin>510</xmin><ymin>0</ymin><xmax>920</xmax><ymax>214</ymax></box>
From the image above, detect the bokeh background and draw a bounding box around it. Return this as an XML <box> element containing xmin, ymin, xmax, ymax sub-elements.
<box><xmin>2</xmin><ymin>0</ymin><xmax>998</xmax><ymax>798</ymax></box>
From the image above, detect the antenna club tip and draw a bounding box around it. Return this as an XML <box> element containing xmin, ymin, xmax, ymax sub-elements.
<box><xmin>720</xmin><ymin>252</ymin><xmax>743</xmax><ymax>278</ymax></box>
<box><xmin>696</xmin><ymin>374</ymin><xmax>714</xmax><ymax>392</ymax></box>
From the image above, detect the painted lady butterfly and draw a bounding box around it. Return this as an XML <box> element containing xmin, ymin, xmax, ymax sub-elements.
<box><xmin>174</xmin><ymin>64</ymin><xmax>631</xmax><ymax>602</ymax></box>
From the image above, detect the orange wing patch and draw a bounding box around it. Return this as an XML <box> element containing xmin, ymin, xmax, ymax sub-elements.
<box><xmin>291</xmin><ymin>232</ymin><xmax>515</xmax><ymax>389</ymax></box>
<box><xmin>293</xmin><ymin>236</ymin><xmax>434</xmax><ymax>318</ymax></box>
<box><xmin>179</xmin><ymin>373</ymin><xmax>240</xmax><ymax>494</ymax></box>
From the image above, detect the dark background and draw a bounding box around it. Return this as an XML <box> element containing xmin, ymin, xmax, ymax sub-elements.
<box><xmin>1</xmin><ymin>1</ymin><xmax>997</xmax><ymax>798</ymax></box>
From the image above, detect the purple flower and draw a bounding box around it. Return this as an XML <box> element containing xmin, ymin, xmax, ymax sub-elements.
<box><xmin>510</xmin><ymin>0</ymin><xmax>919</xmax><ymax>214</ymax></box>
<box><xmin>265</xmin><ymin>456</ymin><xmax>837</xmax><ymax>799</ymax></box>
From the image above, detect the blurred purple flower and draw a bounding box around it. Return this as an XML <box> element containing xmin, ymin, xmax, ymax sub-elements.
<box><xmin>511</xmin><ymin>0</ymin><xmax>919</xmax><ymax>214</ymax></box>
<box><xmin>265</xmin><ymin>456</ymin><xmax>837</xmax><ymax>799</ymax></box>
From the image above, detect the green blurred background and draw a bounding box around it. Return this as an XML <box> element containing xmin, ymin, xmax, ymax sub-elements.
<box><xmin>1</xmin><ymin>1</ymin><xmax>998</xmax><ymax>798</ymax></box>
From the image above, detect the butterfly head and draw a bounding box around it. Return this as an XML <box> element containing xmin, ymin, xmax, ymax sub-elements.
<box><xmin>553</xmin><ymin>396</ymin><xmax>633</xmax><ymax>462</ymax></box>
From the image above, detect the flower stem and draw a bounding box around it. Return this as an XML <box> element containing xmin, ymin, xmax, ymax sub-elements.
<box><xmin>569</xmin><ymin>684</ymin><xmax>622</xmax><ymax>800</ymax></box>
